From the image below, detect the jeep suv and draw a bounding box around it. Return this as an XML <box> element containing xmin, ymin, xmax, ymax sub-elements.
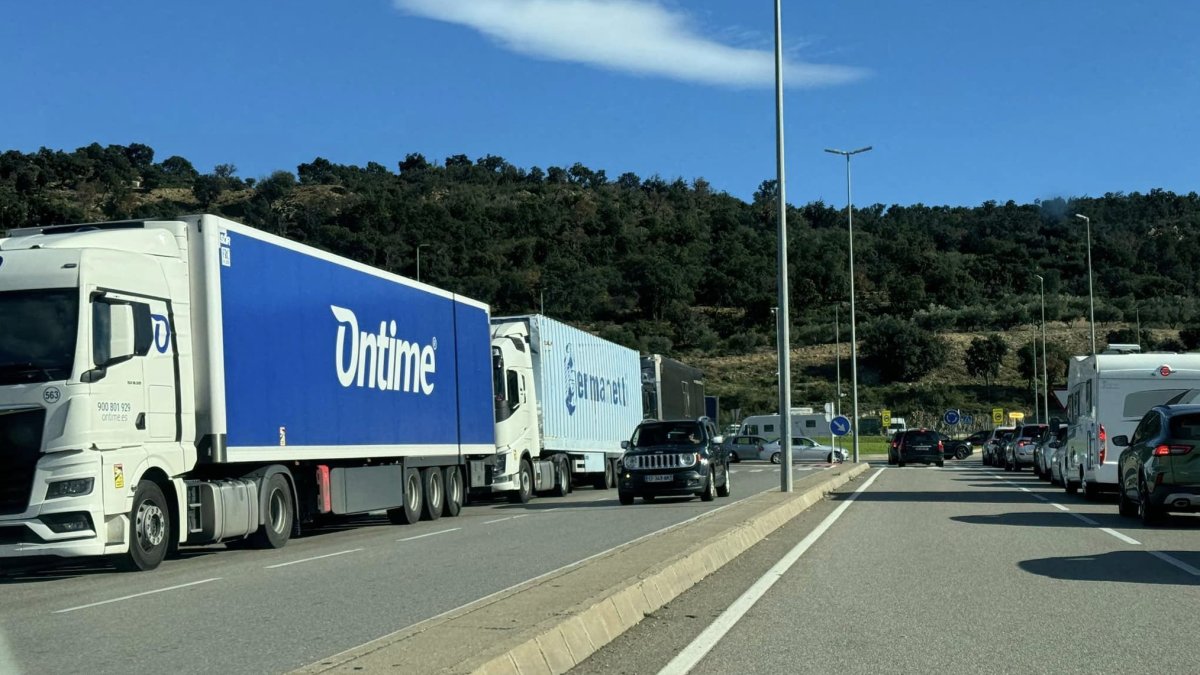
<box><xmin>618</xmin><ymin>418</ymin><xmax>730</xmax><ymax>505</ymax></box>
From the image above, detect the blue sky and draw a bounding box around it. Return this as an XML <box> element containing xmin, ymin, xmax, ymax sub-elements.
<box><xmin>1</xmin><ymin>0</ymin><xmax>1196</xmax><ymax>207</ymax></box>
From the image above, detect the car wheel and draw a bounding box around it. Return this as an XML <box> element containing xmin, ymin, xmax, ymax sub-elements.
<box><xmin>1065</xmin><ymin>469</ymin><xmax>1079</xmax><ymax>495</ymax></box>
<box><xmin>936</xmin><ymin>459</ymin><xmax>944</xmax><ymax>468</ymax></box>
<box><xmin>618</xmin><ymin>492</ymin><xmax>634</xmax><ymax>506</ymax></box>
<box><xmin>1083</xmin><ymin>476</ymin><xmax>1100</xmax><ymax>500</ymax></box>
<box><xmin>716</xmin><ymin>465</ymin><xmax>731</xmax><ymax>497</ymax></box>
<box><xmin>888</xmin><ymin>452</ymin><xmax>897</xmax><ymax>466</ymax></box>
<box><xmin>1118</xmin><ymin>484</ymin><xmax>1138</xmax><ymax>518</ymax></box>
<box><xmin>699</xmin><ymin>473</ymin><xmax>716</xmax><ymax>502</ymax></box>
<box><xmin>730</xmin><ymin>451</ymin><xmax>740</xmax><ymax>463</ymax></box>
<box><xmin>897</xmin><ymin>460</ymin><xmax>906</xmax><ymax>468</ymax></box>
<box><xmin>956</xmin><ymin>448</ymin><xmax>968</xmax><ymax>460</ymax></box>
<box><xmin>1138</xmin><ymin>480</ymin><xmax>1163</xmax><ymax>525</ymax></box>
<box><xmin>770</xmin><ymin>452</ymin><xmax>781</xmax><ymax>465</ymax></box>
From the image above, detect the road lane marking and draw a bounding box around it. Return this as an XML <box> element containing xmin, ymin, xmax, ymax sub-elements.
<box><xmin>1033</xmin><ymin>495</ymin><xmax>1048</xmax><ymax>502</ymax></box>
<box><xmin>53</xmin><ymin>578</ymin><xmax>222</xmax><ymax>614</ymax></box>
<box><xmin>750</xmin><ymin>469</ymin><xmax>764</xmax><ymax>473</ymax></box>
<box><xmin>397</xmin><ymin>528</ymin><xmax>460</xmax><ymax>542</ymax></box>
<box><xmin>1050</xmin><ymin>503</ymin><xmax>1069</xmax><ymax>511</ymax></box>
<box><xmin>658</xmin><ymin>468</ymin><xmax>886</xmax><ymax>675</ymax></box>
<box><xmin>1069</xmin><ymin>513</ymin><xmax>1100</xmax><ymax>526</ymax></box>
<box><xmin>1148</xmin><ymin>550</ymin><xmax>1200</xmax><ymax>576</ymax></box>
<box><xmin>265</xmin><ymin>548</ymin><xmax>363</xmax><ymax>569</ymax></box>
<box><xmin>1100</xmin><ymin>528</ymin><xmax>1141</xmax><ymax>545</ymax></box>
<box><xmin>483</xmin><ymin>515</ymin><xmax>530</xmax><ymax>525</ymax></box>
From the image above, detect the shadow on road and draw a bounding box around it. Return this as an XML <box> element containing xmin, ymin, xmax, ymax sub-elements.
<box><xmin>0</xmin><ymin>549</ymin><xmax>221</xmax><ymax>584</ymax></box>
<box><xmin>830</xmin><ymin>490</ymin><xmax>1035</xmax><ymax>504</ymax></box>
<box><xmin>1019</xmin><ymin>551</ymin><xmax>1200</xmax><ymax>585</ymax></box>
<box><xmin>952</xmin><ymin>511</ymin><xmax>1093</xmax><ymax>528</ymax></box>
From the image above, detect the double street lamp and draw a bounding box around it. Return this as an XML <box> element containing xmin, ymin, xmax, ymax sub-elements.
<box><xmin>1034</xmin><ymin>274</ymin><xmax>1048</xmax><ymax>424</ymax></box>
<box><xmin>825</xmin><ymin>146</ymin><xmax>872</xmax><ymax>463</ymax></box>
<box><xmin>1075</xmin><ymin>213</ymin><xmax>1096</xmax><ymax>356</ymax></box>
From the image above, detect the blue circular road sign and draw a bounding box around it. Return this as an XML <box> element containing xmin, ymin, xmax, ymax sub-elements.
<box><xmin>830</xmin><ymin>415</ymin><xmax>852</xmax><ymax>437</ymax></box>
<box><xmin>944</xmin><ymin>409</ymin><xmax>961</xmax><ymax>426</ymax></box>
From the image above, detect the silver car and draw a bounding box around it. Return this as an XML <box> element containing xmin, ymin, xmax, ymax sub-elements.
<box><xmin>1034</xmin><ymin>426</ymin><xmax>1067</xmax><ymax>480</ymax></box>
<box><xmin>760</xmin><ymin>436</ymin><xmax>846</xmax><ymax>464</ymax></box>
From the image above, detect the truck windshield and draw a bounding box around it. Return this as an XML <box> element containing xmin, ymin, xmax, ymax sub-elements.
<box><xmin>0</xmin><ymin>289</ymin><xmax>78</xmax><ymax>384</ymax></box>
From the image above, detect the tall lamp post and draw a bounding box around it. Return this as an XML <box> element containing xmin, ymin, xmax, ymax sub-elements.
<box><xmin>773</xmin><ymin>0</ymin><xmax>793</xmax><ymax>491</ymax></box>
<box><xmin>825</xmin><ymin>146</ymin><xmax>872</xmax><ymax>463</ymax></box>
<box><xmin>1034</xmin><ymin>274</ymin><xmax>1049</xmax><ymax>425</ymax></box>
<box><xmin>835</xmin><ymin>304</ymin><xmax>842</xmax><ymax>453</ymax></box>
<box><xmin>1074</xmin><ymin>213</ymin><xmax>1096</xmax><ymax>356</ymax></box>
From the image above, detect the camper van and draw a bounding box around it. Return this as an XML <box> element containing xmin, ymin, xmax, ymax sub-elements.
<box><xmin>1062</xmin><ymin>348</ymin><xmax>1200</xmax><ymax>498</ymax></box>
<box><xmin>738</xmin><ymin>408</ymin><xmax>832</xmax><ymax>441</ymax></box>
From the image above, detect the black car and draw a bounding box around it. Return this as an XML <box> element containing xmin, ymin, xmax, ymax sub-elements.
<box><xmin>897</xmin><ymin>429</ymin><xmax>944</xmax><ymax>467</ymax></box>
<box><xmin>618</xmin><ymin>418</ymin><xmax>730</xmax><ymax>505</ymax></box>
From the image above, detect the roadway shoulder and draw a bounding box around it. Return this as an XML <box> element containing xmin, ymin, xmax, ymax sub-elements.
<box><xmin>294</xmin><ymin>462</ymin><xmax>870</xmax><ymax>675</ymax></box>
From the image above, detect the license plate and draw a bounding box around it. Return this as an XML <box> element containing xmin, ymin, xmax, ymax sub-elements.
<box><xmin>645</xmin><ymin>474</ymin><xmax>673</xmax><ymax>483</ymax></box>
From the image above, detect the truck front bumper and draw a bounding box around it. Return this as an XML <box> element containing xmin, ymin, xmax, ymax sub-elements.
<box><xmin>0</xmin><ymin>452</ymin><xmax>122</xmax><ymax>560</ymax></box>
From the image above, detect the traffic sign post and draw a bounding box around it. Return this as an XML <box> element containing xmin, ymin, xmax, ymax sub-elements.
<box><xmin>881</xmin><ymin>409</ymin><xmax>892</xmax><ymax>430</ymax></box>
<box><xmin>992</xmin><ymin>408</ymin><xmax>1004</xmax><ymax>425</ymax></box>
<box><xmin>943</xmin><ymin>409</ymin><xmax>960</xmax><ymax>426</ymax></box>
<box><xmin>830</xmin><ymin>415</ymin><xmax>851</xmax><ymax>437</ymax></box>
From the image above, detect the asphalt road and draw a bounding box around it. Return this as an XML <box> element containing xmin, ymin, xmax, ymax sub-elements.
<box><xmin>0</xmin><ymin>460</ymin><xmax>834</xmax><ymax>675</ymax></box>
<box><xmin>573</xmin><ymin>458</ymin><xmax>1200</xmax><ymax>675</ymax></box>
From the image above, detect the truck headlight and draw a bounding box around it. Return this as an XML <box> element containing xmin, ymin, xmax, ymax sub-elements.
<box><xmin>46</xmin><ymin>478</ymin><xmax>95</xmax><ymax>499</ymax></box>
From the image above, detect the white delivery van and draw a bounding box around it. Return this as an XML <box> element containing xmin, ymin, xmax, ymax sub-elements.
<box><xmin>1062</xmin><ymin>349</ymin><xmax>1200</xmax><ymax>498</ymax></box>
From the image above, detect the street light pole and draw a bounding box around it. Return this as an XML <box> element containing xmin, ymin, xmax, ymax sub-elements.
<box><xmin>835</xmin><ymin>304</ymin><xmax>842</xmax><ymax>453</ymax></box>
<box><xmin>773</xmin><ymin>0</ymin><xmax>793</xmax><ymax>492</ymax></box>
<box><xmin>825</xmin><ymin>145</ymin><xmax>872</xmax><ymax>463</ymax></box>
<box><xmin>1035</xmin><ymin>274</ymin><xmax>1048</xmax><ymax>425</ymax></box>
<box><xmin>1075</xmin><ymin>213</ymin><xmax>1096</xmax><ymax>356</ymax></box>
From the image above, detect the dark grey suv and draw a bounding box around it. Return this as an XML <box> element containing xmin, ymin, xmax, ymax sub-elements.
<box><xmin>618</xmin><ymin>418</ymin><xmax>730</xmax><ymax>505</ymax></box>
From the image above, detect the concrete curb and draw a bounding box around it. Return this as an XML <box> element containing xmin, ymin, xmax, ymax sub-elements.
<box><xmin>297</xmin><ymin>462</ymin><xmax>869</xmax><ymax>675</ymax></box>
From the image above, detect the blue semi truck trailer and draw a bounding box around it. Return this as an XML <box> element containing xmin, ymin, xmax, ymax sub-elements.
<box><xmin>0</xmin><ymin>214</ymin><xmax>641</xmax><ymax>571</ymax></box>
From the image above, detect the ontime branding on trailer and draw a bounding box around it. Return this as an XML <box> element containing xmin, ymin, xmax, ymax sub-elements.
<box><xmin>331</xmin><ymin>305</ymin><xmax>437</xmax><ymax>395</ymax></box>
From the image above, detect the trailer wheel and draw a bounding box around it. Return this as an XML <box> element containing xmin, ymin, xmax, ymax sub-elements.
<box><xmin>388</xmin><ymin>467</ymin><xmax>423</xmax><ymax>524</ymax></box>
<box><xmin>248</xmin><ymin>473</ymin><xmax>294</xmax><ymax>549</ymax></box>
<box><xmin>551</xmin><ymin>457</ymin><xmax>570</xmax><ymax>497</ymax></box>
<box><xmin>420</xmin><ymin>467</ymin><xmax>444</xmax><ymax>521</ymax></box>
<box><xmin>112</xmin><ymin>480</ymin><xmax>170</xmax><ymax>572</ymax></box>
<box><xmin>443</xmin><ymin>467</ymin><xmax>464</xmax><ymax>517</ymax></box>
<box><xmin>509</xmin><ymin>458</ymin><xmax>534</xmax><ymax>504</ymax></box>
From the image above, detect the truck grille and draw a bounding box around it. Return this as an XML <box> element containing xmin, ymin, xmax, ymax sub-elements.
<box><xmin>624</xmin><ymin>453</ymin><xmax>696</xmax><ymax>470</ymax></box>
<box><xmin>0</xmin><ymin>408</ymin><xmax>45</xmax><ymax>515</ymax></box>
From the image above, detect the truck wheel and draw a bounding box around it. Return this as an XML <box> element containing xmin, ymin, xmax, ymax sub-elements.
<box><xmin>509</xmin><ymin>458</ymin><xmax>534</xmax><ymax>504</ymax></box>
<box><xmin>551</xmin><ymin>458</ymin><xmax>569</xmax><ymax>498</ymax></box>
<box><xmin>420</xmin><ymin>467</ymin><xmax>444</xmax><ymax>521</ymax></box>
<box><xmin>443</xmin><ymin>467</ymin><xmax>464</xmax><ymax>517</ymax></box>
<box><xmin>248</xmin><ymin>473</ymin><xmax>294</xmax><ymax>549</ymax></box>
<box><xmin>112</xmin><ymin>480</ymin><xmax>170</xmax><ymax>572</ymax></box>
<box><xmin>716</xmin><ymin>465</ymin><xmax>731</xmax><ymax>497</ymax></box>
<box><xmin>388</xmin><ymin>467</ymin><xmax>423</xmax><ymax>524</ymax></box>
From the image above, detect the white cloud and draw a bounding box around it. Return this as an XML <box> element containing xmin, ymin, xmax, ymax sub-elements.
<box><xmin>393</xmin><ymin>0</ymin><xmax>867</xmax><ymax>88</ymax></box>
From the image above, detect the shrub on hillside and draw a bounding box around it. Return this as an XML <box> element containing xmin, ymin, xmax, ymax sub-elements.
<box><xmin>861</xmin><ymin>318</ymin><xmax>946</xmax><ymax>383</ymax></box>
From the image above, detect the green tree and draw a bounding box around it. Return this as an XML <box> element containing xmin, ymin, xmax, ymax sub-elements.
<box><xmin>965</xmin><ymin>334</ymin><xmax>1008</xmax><ymax>396</ymax></box>
<box><xmin>862</xmin><ymin>318</ymin><xmax>947</xmax><ymax>383</ymax></box>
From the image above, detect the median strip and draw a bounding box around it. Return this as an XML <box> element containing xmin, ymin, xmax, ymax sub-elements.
<box><xmin>294</xmin><ymin>462</ymin><xmax>869</xmax><ymax>675</ymax></box>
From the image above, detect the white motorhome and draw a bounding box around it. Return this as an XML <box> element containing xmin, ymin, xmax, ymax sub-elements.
<box><xmin>738</xmin><ymin>408</ymin><xmax>832</xmax><ymax>440</ymax></box>
<box><xmin>1061</xmin><ymin>348</ymin><xmax>1200</xmax><ymax>498</ymax></box>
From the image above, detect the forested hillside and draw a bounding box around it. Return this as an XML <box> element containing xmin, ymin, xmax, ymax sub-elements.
<box><xmin>3</xmin><ymin>143</ymin><xmax>1199</xmax><ymax>418</ymax></box>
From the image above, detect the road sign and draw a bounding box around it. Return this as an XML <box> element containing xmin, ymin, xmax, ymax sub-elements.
<box><xmin>881</xmin><ymin>409</ymin><xmax>892</xmax><ymax>427</ymax></box>
<box><xmin>830</xmin><ymin>415</ymin><xmax>851</xmax><ymax>437</ymax></box>
<box><xmin>992</xmin><ymin>408</ymin><xmax>1004</xmax><ymax>425</ymax></box>
<box><xmin>943</xmin><ymin>409</ymin><xmax>960</xmax><ymax>426</ymax></box>
<box><xmin>1008</xmin><ymin>411</ymin><xmax>1025</xmax><ymax>421</ymax></box>
<box><xmin>962</xmin><ymin>414</ymin><xmax>974</xmax><ymax>425</ymax></box>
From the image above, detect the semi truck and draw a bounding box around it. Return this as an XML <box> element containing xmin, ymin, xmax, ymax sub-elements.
<box><xmin>490</xmin><ymin>315</ymin><xmax>643</xmax><ymax>492</ymax></box>
<box><xmin>640</xmin><ymin>354</ymin><xmax>705</xmax><ymax>420</ymax></box>
<box><xmin>0</xmin><ymin>214</ymin><xmax>640</xmax><ymax>571</ymax></box>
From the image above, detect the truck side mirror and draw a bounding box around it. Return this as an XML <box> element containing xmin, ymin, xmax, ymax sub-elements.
<box><xmin>1111</xmin><ymin>435</ymin><xmax>1129</xmax><ymax>447</ymax></box>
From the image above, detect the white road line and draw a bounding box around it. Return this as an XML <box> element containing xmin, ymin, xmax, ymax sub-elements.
<box><xmin>1033</xmin><ymin>495</ymin><xmax>1048</xmax><ymax>502</ymax></box>
<box><xmin>1051</xmin><ymin>503</ymin><xmax>1070</xmax><ymax>512</ymax></box>
<box><xmin>1017</xmin><ymin>487</ymin><xmax>1031</xmax><ymax>493</ymax></box>
<box><xmin>1100</xmin><ymin>528</ymin><xmax>1141</xmax><ymax>545</ymax></box>
<box><xmin>265</xmin><ymin>548</ymin><xmax>363</xmax><ymax>569</ymax></box>
<box><xmin>658</xmin><ymin>468</ymin><xmax>886</xmax><ymax>675</ymax></box>
<box><xmin>397</xmin><ymin>528</ymin><xmax>461</xmax><ymax>542</ymax></box>
<box><xmin>1069</xmin><ymin>513</ymin><xmax>1100</xmax><ymax>526</ymax></box>
<box><xmin>750</xmin><ymin>469</ymin><xmax>764</xmax><ymax>473</ymax></box>
<box><xmin>591</xmin><ymin>495</ymin><xmax>612</xmax><ymax>502</ymax></box>
<box><xmin>483</xmin><ymin>515</ymin><xmax>529</xmax><ymax>525</ymax></box>
<box><xmin>53</xmin><ymin>578</ymin><xmax>222</xmax><ymax>614</ymax></box>
<box><xmin>1148</xmin><ymin>550</ymin><xmax>1200</xmax><ymax>576</ymax></box>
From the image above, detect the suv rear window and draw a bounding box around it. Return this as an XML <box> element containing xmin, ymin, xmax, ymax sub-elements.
<box><xmin>904</xmin><ymin>431</ymin><xmax>938</xmax><ymax>445</ymax></box>
<box><xmin>1168</xmin><ymin>414</ymin><xmax>1200</xmax><ymax>440</ymax></box>
<box><xmin>1019</xmin><ymin>425</ymin><xmax>1047</xmax><ymax>440</ymax></box>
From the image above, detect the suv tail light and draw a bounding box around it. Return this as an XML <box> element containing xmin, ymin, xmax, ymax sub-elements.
<box><xmin>937</xmin><ymin>440</ymin><xmax>944</xmax><ymax>451</ymax></box>
<box><xmin>1098</xmin><ymin>424</ymin><xmax>1107</xmax><ymax>463</ymax></box>
<box><xmin>1153</xmin><ymin>444</ymin><xmax>1193</xmax><ymax>456</ymax></box>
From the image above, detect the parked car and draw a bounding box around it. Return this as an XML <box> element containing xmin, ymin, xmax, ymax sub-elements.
<box><xmin>953</xmin><ymin>430</ymin><xmax>988</xmax><ymax>460</ymax></box>
<box><xmin>982</xmin><ymin>427</ymin><xmax>1016</xmax><ymax>466</ymax></box>
<box><xmin>1113</xmin><ymin>404</ymin><xmax>1200</xmax><ymax>524</ymax></box>
<box><xmin>896</xmin><ymin>429</ymin><xmax>944</xmax><ymax>467</ymax></box>
<box><xmin>1034</xmin><ymin>425</ymin><xmax>1067</xmax><ymax>480</ymax></box>
<box><xmin>760</xmin><ymin>436</ymin><xmax>845</xmax><ymax>464</ymax></box>
<box><xmin>618</xmin><ymin>418</ymin><xmax>730</xmax><ymax>505</ymax></box>
<box><xmin>1004</xmin><ymin>423</ymin><xmax>1049</xmax><ymax>471</ymax></box>
<box><xmin>719</xmin><ymin>434</ymin><xmax>769</xmax><ymax>463</ymax></box>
